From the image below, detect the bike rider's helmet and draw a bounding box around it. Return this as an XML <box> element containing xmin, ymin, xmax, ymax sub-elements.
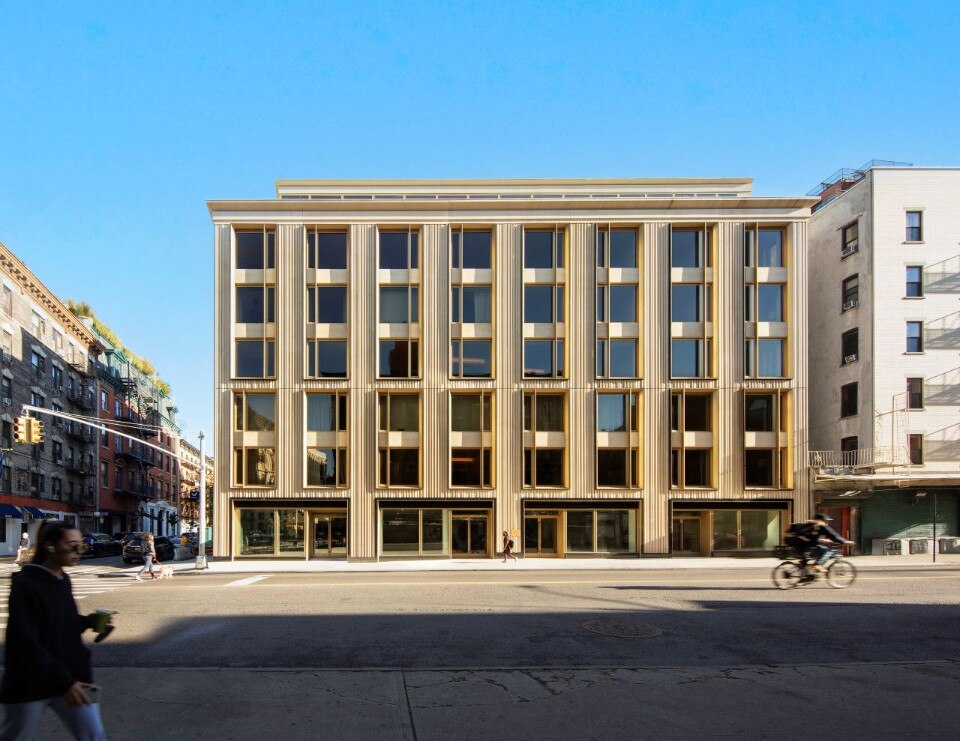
<box><xmin>813</xmin><ymin>513</ymin><xmax>833</xmax><ymax>522</ymax></box>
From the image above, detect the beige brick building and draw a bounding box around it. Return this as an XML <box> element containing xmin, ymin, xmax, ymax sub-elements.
<box><xmin>209</xmin><ymin>178</ymin><xmax>815</xmax><ymax>560</ymax></box>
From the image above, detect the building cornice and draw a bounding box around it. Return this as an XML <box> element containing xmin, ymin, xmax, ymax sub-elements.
<box><xmin>208</xmin><ymin>196</ymin><xmax>817</xmax><ymax>217</ymax></box>
<box><xmin>0</xmin><ymin>241</ymin><xmax>103</xmax><ymax>353</ymax></box>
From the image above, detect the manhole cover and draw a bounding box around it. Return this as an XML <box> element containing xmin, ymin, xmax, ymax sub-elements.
<box><xmin>581</xmin><ymin>619</ymin><xmax>662</xmax><ymax>638</ymax></box>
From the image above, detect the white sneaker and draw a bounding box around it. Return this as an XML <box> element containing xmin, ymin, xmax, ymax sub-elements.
<box><xmin>134</xmin><ymin>575</ymin><xmax>142</xmax><ymax>581</ymax></box>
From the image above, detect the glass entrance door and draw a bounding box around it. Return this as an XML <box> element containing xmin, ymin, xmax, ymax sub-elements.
<box><xmin>311</xmin><ymin>513</ymin><xmax>348</xmax><ymax>558</ymax></box>
<box><xmin>671</xmin><ymin>515</ymin><xmax>702</xmax><ymax>555</ymax></box>
<box><xmin>451</xmin><ymin>515</ymin><xmax>489</xmax><ymax>557</ymax></box>
<box><xmin>524</xmin><ymin>513</ymin><xmax>559</xmax><ymax>556</ymax></box>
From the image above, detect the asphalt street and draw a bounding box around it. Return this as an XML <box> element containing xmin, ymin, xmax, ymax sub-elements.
<box><xmin>2</xmin><ymin>560</ymin><xmax>958</xmax><ymax>739</ymax></box>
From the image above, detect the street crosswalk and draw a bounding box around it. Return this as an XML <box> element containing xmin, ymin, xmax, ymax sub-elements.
<box><xmin>0</xmin><ymin>564</ymin><xmax>140</xmax><ymax>636</ymax></box>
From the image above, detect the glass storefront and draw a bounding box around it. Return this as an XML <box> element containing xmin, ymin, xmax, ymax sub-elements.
<box><xmin>236</xmin><ymin>507</ymin><xmax>346</xmax><ymax>558</ymax></box>
<box><xmin>671</xmin><ymin>506</ymin><xmax>784</xmax><ymax>555</ymax></box>
<box><xmin>563</xmin><ymin>509</ymin><xmax>636</xmax><ymax>554</ymax></box>
<box><xmin>380</xmin><ymin>508</ymin><xmax>454</xmax><ymax>556</ymax></box>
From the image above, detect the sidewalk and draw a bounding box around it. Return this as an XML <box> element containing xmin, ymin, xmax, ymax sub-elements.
<box><xmin>165</xmin><ymin>553</ymin><xmax>960</xmax><ymax>575</ymax></box>
<box><xmin>32</xmin><ymin>662</ymin><xmax>960</xmax><ymax>740</ymax></box>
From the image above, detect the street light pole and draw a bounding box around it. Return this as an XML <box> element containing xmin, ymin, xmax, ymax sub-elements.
<box><xmin>195</xmin><ymin>431</ymin><xmax>208</xmax><ymax>570</ymax></box>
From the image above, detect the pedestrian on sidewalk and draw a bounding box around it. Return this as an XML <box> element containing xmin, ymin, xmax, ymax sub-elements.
<box><xmin>0</xmin><ymin>520</ymin><xmax>108</xmax><ymax>740</ymax></box>
<box><xmin>502</xmin><ymin>531</ymin><xmax>517</xmax><ymax>563</ymax></box>
<box><xmin>135</xmin><ymin>533</ymin><xmax>158</xmax><ymax>582</ymax></box>
<box><xmin>14</xmin><ymin>533</ymin><xmax>30</xmax><ymax>567</ymax></box>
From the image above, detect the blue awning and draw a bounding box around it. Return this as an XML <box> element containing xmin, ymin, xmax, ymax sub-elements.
<box><xmin>0</xmin><ymin>504</ymin><xmax>23</xmax><ymax>519</ymax></box>
<box><xmin>21</xmin><ymin>506</ymin><xmax>45</xmax><ymax>518</ymax></box>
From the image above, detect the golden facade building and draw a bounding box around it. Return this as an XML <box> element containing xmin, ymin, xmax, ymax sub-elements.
<box><xmin>209</xmin><ymin>179</ymin><xmax>816</xmax><ymax>560</ymax></box>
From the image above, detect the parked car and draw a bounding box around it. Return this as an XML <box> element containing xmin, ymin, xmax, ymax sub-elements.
<box><xmin>123</xmin><ymin>536</ymin><xmax>176</xmax><ymax>564</ymax></box>
<box><xmin>115</xmin><ymin>531</ymin><xmax>148</xmax><ymax>545</ymax></box>
<box><xmin>83</xmin><ymin>533</ymin><xmax>123</xmax><ymax>558</ymax></box>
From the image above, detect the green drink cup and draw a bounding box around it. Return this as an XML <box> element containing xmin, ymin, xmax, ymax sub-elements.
<box><xmin>89</xmin><ymin>609</ymin><xmax>116</xmax><ymax>633</ymax></box>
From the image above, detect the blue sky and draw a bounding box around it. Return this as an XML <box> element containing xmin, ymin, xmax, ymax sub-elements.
<box><xmin>1</xmin><ymin>1</ymin><xmax>958</xmax><ymax>444</ymax></box>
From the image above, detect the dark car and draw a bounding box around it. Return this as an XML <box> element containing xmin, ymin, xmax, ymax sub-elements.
<box><xmin>123</xmin><ymin>536</ymin><xmax>176</xmax><ymax>564</ymax></box>
<box><xmin>116</xmin><ymin>531</ymin><xmax>148</xmax><ymax>544</ymax></box>
<box><xmin>83</xmin><ymin>533</ymin><xmax>123</xmax><ymax>558</ymax></box>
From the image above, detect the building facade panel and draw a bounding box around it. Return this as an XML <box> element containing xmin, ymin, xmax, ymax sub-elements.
<box><xmin>212</xmin><ymin>179</ymin><xmax>814</xmax><ymax>560</ymax></box>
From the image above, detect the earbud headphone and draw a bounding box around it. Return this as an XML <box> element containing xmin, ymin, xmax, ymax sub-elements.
<box><xmin>46</xmin><ymin>545</ymin><xmax>55</xmax><ymax>553</ymax></box>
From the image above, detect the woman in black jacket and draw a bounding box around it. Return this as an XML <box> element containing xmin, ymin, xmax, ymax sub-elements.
<box><xmin>0</xmin><ymin>520</ymin><xmax>107</xmax><ymax>740</ymax></box>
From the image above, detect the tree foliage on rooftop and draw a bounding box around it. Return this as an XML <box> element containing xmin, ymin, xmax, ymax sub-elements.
<box><xmin>67</xmin><ymin>300</ymin><xmax>171</xmax><ymax>397</ymax></box>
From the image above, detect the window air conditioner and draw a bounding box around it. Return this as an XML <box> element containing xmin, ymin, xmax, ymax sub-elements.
<box><xmin>1</xmin><ymin>397</ymin><xmax>10</xmax><ymax>406</ymax></box>
<box><xmin>841</xmin><ymin>245</ymin><xmax>858</xmax><ymax>258</ymax></box>
<box><xmin>842</xmin><ymin>299</ymin><xmax>859</xmax><ymax>311</ymax></box>
<box><xmin>843</xmin><ymin>353</ymin><xmax>858</xmax><ymax>365</ymax></box>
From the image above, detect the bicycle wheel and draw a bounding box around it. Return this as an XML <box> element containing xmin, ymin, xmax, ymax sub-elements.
<box><xmin>826</xmin><ymin>559</ymin><xmax>857</xmax><ymax>589</ymax></box>
<box><xmin>773</xmin><ymin>561</ymin><xmax>803</xmax><ymax>589</ymax></box>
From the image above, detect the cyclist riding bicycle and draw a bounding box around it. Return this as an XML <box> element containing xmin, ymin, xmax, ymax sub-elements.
<box><xmin>785</xmin><ymin>513</ymin><xmax>852</xmax><ymax>571</ymax></box>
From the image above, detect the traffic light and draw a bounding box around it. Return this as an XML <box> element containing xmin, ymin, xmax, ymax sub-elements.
<box><xmin>13</xmin><ymin>416</ymin><xmax>28</xmax><ymax>444</ymax></box>
<box><xmin>31</xmin><ymin>419</ymin><xmax>44</xmax><ymax>445</ymax></box>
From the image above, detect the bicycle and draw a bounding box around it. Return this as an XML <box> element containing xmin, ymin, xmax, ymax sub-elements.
<box><xmin>772</xmin><ymin>545</ymin><xmax>857</xmax><ymax>589</ymax></box>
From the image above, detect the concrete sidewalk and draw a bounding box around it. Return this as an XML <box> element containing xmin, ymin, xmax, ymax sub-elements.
<box><xmin>33</xmin><ymin>662</ymin><xmax>960</xmax><ymax>739</ymax></box>
<box><xmin>164</xmin><ymin>553</ymin><xmax>960</xmax><ymax>575</ymax></box>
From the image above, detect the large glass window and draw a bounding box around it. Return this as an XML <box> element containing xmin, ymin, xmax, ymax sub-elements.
<box><xmin>907</xmin><ymin>378</ymin><xmax>923</xmax><ymax>409</ymax></box>
<box><xmin>236</xmin><ymin>286</ymin><xmax>275</xmax><ymax>324</ymax></box>
<box><xmin>381</xmin><ymin>509</ymin><xmax>449</xmax><ymax>556</ymax></box>
<box><xmin>234</xmin><ymin>392</ymin><xmax>276</xmax><ymax>432</ymax></box>
<box><xmin>307</xmin><ymin>340</ymin><xmax>347</xmax><ymax>378</ymax></box>
<box><xmin>452</xmin><ymin>393</ymin><xmax>492</xmax><ymax>432</ymax></box>
<box><xmin>451</xmin><ymin>340</ymin><xmax>492</xmax><ymax>378</ymax></box>
<box><xmin>307</xmin><ymin>230</ymin><xmax>347</xmax><ymax>270</ymax></box>
<box><xmin>451</xmin><ymin>448</ymin><xmax>492</xmax><ymax>488</ymax></box>
<box><xmin>757</xmin><ymin>284</ymin><xmax>783</xmax><ymax>322</ymax></box>
<box><xmin>598</xmin><ymin>394</ymin><xmax>633</xmax><ymax>432</ymax></box>
<box><xmin>235</xmin><ymin>340</ymin><xmax>275</xmax><ymax>378</ymax></box>
<box><xmin>451</xmin><ymin>229</ymin><xmax>492</xmax><ymax>270</ymax></box>
<box><xmin>671</xmin><ymin>230</ymin><xmax>705</xmax><ymax>268</ymax></box>
<box><xmin>671</xmin><ymin>392</ymin><xmax>713</xmax><ymax>489</ymax></box>
<box><xmin>233</xmin><ymin>448</ymin><xmax>277</xmax><ymax>487</ymax></box>
<box><xmin>379</xmin><ymin>230</ymin><xmax>418</xmax><ymax>270</ymax></box>
<box><xmin>565</xmin><ymin>509</ymin><xmax>635</xmax><ymax>553</ymax></box>
<box><xmin>671</xmin><ymin>284</ymin><xmax>701</xmax><ymax>322</ymax></box>
<box><xmin>524</xmin><ymin>285</ymin><xmax>563</xmax><ymax>323</ymax></box>
<box><xmin>451</xmin><ymin>286</ymin><xmax>492</xmax><ymax>323</ymax></box>
<box><xmin>379</xmin><ymin>340</ymin><xmax>419</xmax><ymax>377</ymax></box>
<box><xmin>378</xmin><ymin>448</ymin><xmax>419</xmax><ymax>487</ymax></box>
<box><xmin>671</xmin><ymin>339</ymin><xmax>705</xmax><ymax>378</ymax></box>
<box><xmin>524</xmin><ymin>229</ymin><xmax>564</xmax><ymax>269</ymax></box>
<box><xmin>238</xmin><ymin>510</ymin><xmax>276</xmax><ymax>556</ymax></box>
<box><xmin>524</xmin><ymin>339</ymin><xmax>563</xmax><ymax>378</ymax></box>
<box><xmin>757</xmin><ymin>339</ymin><xmax>783</xmax><ymax>377</ymax></box>
<box><xmin>380</xmin><ymin>286</ymin><xmax>418</xmax><ymax>323</ymax></box>
<box><xmin>309</xmin><ymin>286</ymin><xmax>348</xmax><ymax>324</ymax></box>
<box><xmin>757</xmin><ymin>230</ymin><xmax>783</xmax><ymax>267</ymax></box>
<box><xmin>235</xmin><ymin>230</ymin><xmax>275</xmax><ymax>270</ymax></box>
<box><xmin>842</xmin><ymin>222</ymin><xmax>859</xmax><ymax>255</ymax></box>
<box><xmin>744</xmin><ymin>450</ymin><xmax>774</xmax><ymax>487</ymax></box>
<box><xmin>609</xmin><ymin>285</ymin><xmax>637</xmax><ymax>323</ymax></box>
<box><xmin>745</xmin><ymin>394</ymin><xmax>774</xmax><ymax>432</ymax></box>
<box><xmin>306</xmin><ymin>393</ymin><xmax>348</xmax><ymax>432</ymax></box>
<box><xmin>379</xmin><ymin>394</ymin><xmax>419</xmax><ymax>431</ymax></box>
<box><xmin>523</xmin><ymin>392</ymin><xmax>565</xmax><ymax>488</ymax></box>
<box><xmin>307</xmin><ymin>448</ymin><xmax>346</xmax><ymax>487</ymax></box>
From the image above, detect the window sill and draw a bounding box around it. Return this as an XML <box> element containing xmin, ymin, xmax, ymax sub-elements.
<box><xmin>902</xmin><ymin>241</ymin><xmax>925</xmax><ymax>245</ymax></box>
<box><xmin>840</xmin><ymin>414</ymin><xmax>859</xmax><ymax>419</ymax></box>
<box><xmin>903</xmin><ymin>352</ymin><xmax>925</xmax><ymax>356</ymax></box>
<box><xmin>840</xmin><ymin>250</ymin><xmax>859</xmax><ymax>260</ymax></box>
<box><xmin>902</xmin><ymin>296</ymin><xmax>924</xmax><ymax>300</ymax></box>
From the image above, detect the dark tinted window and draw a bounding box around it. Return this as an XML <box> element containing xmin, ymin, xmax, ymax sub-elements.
<box><xmin>524</xmin><ymin>231</ymin><xmax>555</xmax><ymax>268</ymax></box>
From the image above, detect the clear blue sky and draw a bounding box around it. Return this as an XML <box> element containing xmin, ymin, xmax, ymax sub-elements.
<box><xmin>1</xmin><ymin>1</ymin><xmax>958</xmax><ymax>445</ymax></box>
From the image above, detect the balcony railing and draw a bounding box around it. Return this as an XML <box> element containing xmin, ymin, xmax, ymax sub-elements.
<box><xmin>809</xmin><ymin>446</ymin><xmax>909</xmax><ymax>471</ymax></box>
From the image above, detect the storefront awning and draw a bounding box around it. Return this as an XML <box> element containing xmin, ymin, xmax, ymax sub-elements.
<box><xmin>0</xmin><ymin>504</ymin><xmax>23</xmax><ymax>519</ymax></box>
<box><xmin>21</xmin><ymin>506</ymin><xmax>46</xmax><ymax>518</ymax></box>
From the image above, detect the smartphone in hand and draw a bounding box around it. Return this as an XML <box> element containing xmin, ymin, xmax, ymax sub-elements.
<box><xmin>85</xmin><ymin>685</ymin><xmax>101</xmax><ymax>704</ymax></box>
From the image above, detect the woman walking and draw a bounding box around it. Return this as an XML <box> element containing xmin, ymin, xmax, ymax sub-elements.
<box><xmin>502</xmin><ymin>531</ymin><xmax>517</xmax><ymax>563</ymax></box>
<box><xmin>14</xmin><ymin>532</ymin><xmax>30</xmax><ymax>566</ymax></box>
<box><xmin>0</xmin><ymin>520</ymin><xmax>107</xmax><ymax>740</ymax></box>
<box><xmin>135</xmin><ymin>533</ymin><xmax>157</xmax><ymax>582</ymax></box>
